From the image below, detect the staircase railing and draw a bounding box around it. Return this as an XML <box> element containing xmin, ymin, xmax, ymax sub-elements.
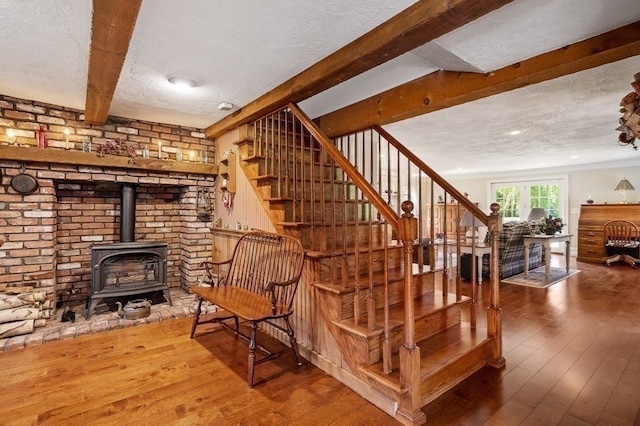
<box><xmin>333</xmin><ymin>125</ymin><xmax>503</xmax><ymax>368</ymax></box>
<box><xmin>249</xmin><ymin>102</ymin><xmax>503</xmax><ymax>377</ymax></box>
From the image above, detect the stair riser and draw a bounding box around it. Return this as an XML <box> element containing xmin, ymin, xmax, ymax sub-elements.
<box><xmin>248</xmin><ymin>159</ymin><xmax>337</xmax><ymax>180</ymax></box>
<box><xmin>290</xmin><ymin>201</ymin><xmax>372</xmax><ymax>223</ymax></box>
<box><xmin>258</xmin><ymin>179</ymin><xmax>358</xmax><ymax>201</ymax></box>
<box><xmin>312</xmin><ymin>246</ymin><xmax>404</xmax><ymax>282</ymax></box>
<box><xmin>418</xmin><ymin>342</ymin><xmax>490</xmax><ymax>406</ymax></box>
<box><xmin>339</xmin><ymin>274</ymin><xmax>434</xmax><ymax>321</ymax></box>
<box><xmin>387</xmin><ymin>305</ymin><xmax>462</xmax><ymax>355</ymax></box>
<box><xmin>283</xmin><ymin>223</ymin><xmax>391</xmax><ymax>251</ymax></box>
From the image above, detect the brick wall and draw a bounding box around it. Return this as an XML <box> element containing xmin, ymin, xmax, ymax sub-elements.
<box><xmin>0</xmin><ymin>94</ymin><xmax>215</xmax><ymax>312</ymax></box>
<box><xmin>0</xmin><ymin>94</ymin><xmax>214</xmax><ymax>159</ymax></box>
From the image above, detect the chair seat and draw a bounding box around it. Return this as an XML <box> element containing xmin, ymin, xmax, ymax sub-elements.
<box><xmin>602</xmin><ymin>220</ymin><xmax>640</xmax><ymax>268</ymax></box>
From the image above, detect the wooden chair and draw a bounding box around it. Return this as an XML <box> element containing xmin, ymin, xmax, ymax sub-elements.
<box><xmin>601</xmin><ymin>220</ymin><xmax>640</xmax><ymax>268</ymax></box>
<box><xmin>190</xmin><ymin>231</ymin><xmax>306</xmax><ymax>387</ymax></box>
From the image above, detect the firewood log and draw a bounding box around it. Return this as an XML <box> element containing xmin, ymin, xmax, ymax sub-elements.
<box><xmin>0</xmin><ymin>308</ymin><xmax>42</xmax><ymax>323</ymax></box>
<box><xmin>0</xmin><ymin>320</ymin><xmax>35</xmax><ymax>338</ymax></box>
<box><xmin>0</xmin><ymin>295</ymin><xmax>29</xmax><ymax>310</ymax></box>
<box><xmin>17</xmin><ymin>292</ymin><xmax>47</xmax><ymax>303</ymax></box>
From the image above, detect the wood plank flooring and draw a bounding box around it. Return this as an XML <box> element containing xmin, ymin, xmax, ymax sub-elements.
<box><xmin>426</xmin><ymin>256</ymin><xmax>640</xmax><ymax>425</ymax></box>
<box><xmin>1</xmin><ymin>256</ymin><xmax>639</xmax><ymax>425</ymax></box>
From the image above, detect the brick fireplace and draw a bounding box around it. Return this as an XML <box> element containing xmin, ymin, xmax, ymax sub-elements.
<box><xmin>0</xmin><ymin>159</ymin><xmax>214</xmax><ymax>317</ymax></box>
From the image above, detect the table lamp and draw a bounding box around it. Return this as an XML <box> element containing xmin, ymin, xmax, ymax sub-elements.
<box><xmin>614</xmin><ymin>178</ymin><xmax>635</xmax><ymax>204</ymax></box>
<box><xmin>527</xmin><ymin>208</ymin><xmax>546</xmax><ymax>221</ymax></box>
<box><xmin>460</xmin><ymin>210</ymin><xmax>485</xmax><ymax>243</ymax></box>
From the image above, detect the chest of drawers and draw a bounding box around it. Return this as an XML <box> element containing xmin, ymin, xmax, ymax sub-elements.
<box><xmin>577</xmin><ymin>204</ymin><xmax>640</xmax><ymax>262</ymax></box>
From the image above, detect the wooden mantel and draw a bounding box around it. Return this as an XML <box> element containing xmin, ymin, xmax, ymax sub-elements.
<box><xmin>0</xmin><ymin>146</ymin><xmax>218</xmax><ymax>176</ymax></box>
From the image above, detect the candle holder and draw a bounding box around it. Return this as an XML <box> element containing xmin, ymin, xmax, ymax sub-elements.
<box><xmin>64</xmin><ymin>128</ymin><xmax>71</xmax><ymax>149</ymax></box>
<box><xmin>6</xmin><ymin>128</ymin><xmax>15</xmax><ymax>145</ymax></box>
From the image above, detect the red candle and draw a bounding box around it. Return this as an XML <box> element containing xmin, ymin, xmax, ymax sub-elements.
<box><xmin>37</xmin><ymin>125</ymin><xmax>48</xmax><ymax>149</ymax></box>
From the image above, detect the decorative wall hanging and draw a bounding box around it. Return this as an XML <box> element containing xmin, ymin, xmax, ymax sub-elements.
<box><xmin>196</xmin><ymin>187</ymin><xmax>213</xmax><ymax>216</ymax></box>
<box><xmin>10</xmin><ymin>163</ymin><xmax>39</xmax><ymax>195</ymax></box>
<box><xmin>616</xmin><ymin>72</ymin><xmax>640</xmax><ymax>150</ymax></box>
<box><xmin>96</xmin><ymin>139</ymin><xmax>138</xmax><ymax>162</ymax></box>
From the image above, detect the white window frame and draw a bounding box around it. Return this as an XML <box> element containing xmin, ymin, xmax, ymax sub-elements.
<box><xmin>487</xmin><ymin>174</ymin><xmax>569</xmax><ymax>251</ymax></box>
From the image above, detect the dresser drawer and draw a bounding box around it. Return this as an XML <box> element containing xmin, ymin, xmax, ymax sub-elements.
<box><xmin>577</xmin><ymin>229</ymin><xmax>604</xmax><ymax>261</ymax></box>
<box><xmin>577</xmin><ymin>244</ymin><xmax>604</xmax><ymax>259</ymax></box>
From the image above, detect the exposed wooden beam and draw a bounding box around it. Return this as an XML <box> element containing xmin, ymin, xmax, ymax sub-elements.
<box><xmin>85</xmin><ymin>0</ymin><xmax>142</xmax><ymax>125</ymax></box>
<box><xmin>205</xmin><ymin>0</ymin><xmax>513</xmax><ymax>138</ymax></box>
<box><xmin>316</xmin><ymin>22</ymin><xmax>640</xmax><ymax>138</ymax></box>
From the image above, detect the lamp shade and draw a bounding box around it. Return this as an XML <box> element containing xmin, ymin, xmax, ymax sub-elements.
<box><xmin>614</xmin><ymin>178</ymin><xmax>635</xmax><ymax>191</ymax></box>
<box><xmin>527</xmin><ymin>208</ymin><xmax>547</xmax><ymax>221</ymax></box>
<box><xmin>615</xmin><ymin>178</ymin><xmax>635</xmax><ymax>203</ymax></box>
<box><xmin>459</xmin><ymin>210</ymin><xmax>483</xmax><ymax>226</ymax></box>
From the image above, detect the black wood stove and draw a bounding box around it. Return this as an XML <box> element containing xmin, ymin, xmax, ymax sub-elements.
<box><xmin>86</xmin><ymin>183</ymin><xmax>172</xmax><ymax>319</ymax></box>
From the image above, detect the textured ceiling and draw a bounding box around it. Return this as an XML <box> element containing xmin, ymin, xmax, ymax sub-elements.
<box><xmin>0</xmin><ymin>0</ymin><xmax>639</xmax><ymax>177</ymax></box>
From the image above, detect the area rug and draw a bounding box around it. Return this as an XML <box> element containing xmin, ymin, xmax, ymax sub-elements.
<box><xmin>501</xmin><ymin>266</ymin><xmax>580</xmax><ymax>288</ymax></box>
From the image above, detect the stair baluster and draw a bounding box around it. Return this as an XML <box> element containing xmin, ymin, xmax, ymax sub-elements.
<box><xmin>236</xmin><ymin>104</ymin><xmax>503</xmax><ymax>424</ymax></box>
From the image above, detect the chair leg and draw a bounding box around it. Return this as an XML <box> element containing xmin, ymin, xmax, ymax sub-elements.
<box><xmin>190</xmin><ymin>297</ymin><xmax>203</xmax><ymax>339</ymax></box>
<box><xmin>284</xmin><ymin>316</ymin><xmax>303</xmax><ymax>366</ymax></box>
<box><xmin>602</xmin><ymin>254</ymin><xmax>620</xmax><ymax>266</ymax></box>
<box><xmin>248</xmin><ymin>322</ymin><xmax>257</xmax><ymax>388</ymax></box>
<box><xmin>622</xmin><ymin>254</ymin><xmax>639</xmax><ymax>268</ymax></box>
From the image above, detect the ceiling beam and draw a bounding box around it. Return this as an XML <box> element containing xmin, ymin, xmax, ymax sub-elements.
<box><xmin>84</xmin><ymin>0</ymin><xmax>142</xmax><ymax>125</ymax></box>
<box><xmin>315</xmin><ymin>22</ymin><xmax>640</xmax><ymax>138</ymax></box>
<box><xmin>205</xmin><ymin>0</ymin><xmax>513</xmax><ymax>138</ymax></box>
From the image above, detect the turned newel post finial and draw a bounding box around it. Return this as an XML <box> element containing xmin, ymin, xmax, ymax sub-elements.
<box><xmin>489</xmin><ymin>202</ymin><xmax>502</xmax><ymax>233</ymax></box>
<box><xmin>401</xmin><ymin>200</ymin><xmax>414</xmax><ymax>218</ymax></box>
<box><xmin>398</xmin><ymin>200</ymin><xmax>417</xmax><ymax>243</ymax></box>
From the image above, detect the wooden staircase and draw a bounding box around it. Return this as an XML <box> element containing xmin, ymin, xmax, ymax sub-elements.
<box><xmin>230</xmin><ymin>103</ymin><xmax>504</xmax><ymax>425</ymax></box>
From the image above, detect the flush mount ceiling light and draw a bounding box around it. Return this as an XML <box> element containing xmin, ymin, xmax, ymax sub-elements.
<box><xmin>168</xmin><ymin>76</ymin><xmax>197</xmax><ymax>88</ymax></box>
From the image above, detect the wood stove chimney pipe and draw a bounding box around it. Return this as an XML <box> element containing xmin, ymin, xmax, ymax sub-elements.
<box><xmin>120</xmin><ymin>183</ymin><xmax>136</xmax><ymax>242</ymax></box>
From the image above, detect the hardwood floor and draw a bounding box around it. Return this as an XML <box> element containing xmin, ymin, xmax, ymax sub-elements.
<box><xmin>426</xmin><ymin>256</ymin><xmax>640</xmax><ymax>425</ymax></box>
<box><xmin>1</xmin><ymin>256</ymin><xmax>639</xmax><ymax>425</ymax></box>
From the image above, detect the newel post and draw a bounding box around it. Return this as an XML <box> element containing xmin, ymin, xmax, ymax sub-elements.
<box><xmin>396</xmin><ymin>201</ymin><xmax>426</xmax><ymax>425</ymax></box>
<box><xmin>487</xmin><ymin>203</ymin><xmax>505</xmax><ymax>368</ymax></box>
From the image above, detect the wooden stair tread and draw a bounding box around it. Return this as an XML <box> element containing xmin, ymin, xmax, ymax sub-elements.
<box><xmin>333</xmin><ymin>291</ymin><xmax>471</xmax><ymax>338</ymax></box>
<box><xmin>265</xmin><ymin>197</ymin><xmax>368</xmax><ymax>204</ymax></box>
<box><xmin>417</xmin><ymin>325</ymin><xmax>489</xmax><ymax>378</ymax></box>
<box><xmin>254</xmin><ymin>174</ymin><xmax>356</xmax><ymax>185</ymax></box>
<box><xmin>305</xmin><ymin>242</ymin><xmax>403</xmax><ymax>259</ymax></box>
<box><xmin>313</xmin><ymin>267</ymin><xmax>428</xmax><ymax>294</ymax></box>
<box><xmin>359</xmin><ymin>325</ymin><xmax>489</xmax><ymax>391</ymax></box>
<box><xmin>279</xmin><ymin>219</ymin><xmax>387</xmax><ymax>228</ymax></box>
<box><xmin>243</xmin><ymin>155</ymin><xmax>330</xmax><ymax>167</ymax></box>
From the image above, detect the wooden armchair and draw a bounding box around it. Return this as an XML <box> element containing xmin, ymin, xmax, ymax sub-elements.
<box><xmin>601</xmin><ymin>220</ymin><xmax>640</xmax><ymax>268</ymax></box>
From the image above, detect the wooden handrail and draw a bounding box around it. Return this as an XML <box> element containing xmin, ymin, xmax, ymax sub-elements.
<box><xmin>288</xmin><ymin>103</ymin><xmax>399</xmax><ymax>229</ymax></box>
<box><xmin>374</xmin><ymin>125</ymin><xmax>488</xmax><ymax>226</ymax></box>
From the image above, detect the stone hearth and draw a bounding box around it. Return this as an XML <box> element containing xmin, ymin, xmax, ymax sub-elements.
<box><xmin>0</xmin><ymin>287</ymin><xmax>217</xmax><ymax>351</ymax></box>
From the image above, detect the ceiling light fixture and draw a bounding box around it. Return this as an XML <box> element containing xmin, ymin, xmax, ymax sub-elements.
<box><xmin>217</xmin><ymin>102</ymin><xmax>234</xmax><ymax>111</ymax></box>
<box><xmin>168</xmin><ymin>76</ymin><xmax>197</xmax><ymax>89</ymax></box>
<box><xmin>509</xmin><ymin>130</ymin><xmax>521</xmax><ymax>135</ymax></box>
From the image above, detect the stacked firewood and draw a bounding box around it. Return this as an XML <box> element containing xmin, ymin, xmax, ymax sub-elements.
<box><xmin>0</xmin><ymin>286</ymin><xmax>51</xmax><ymax>339</ymax></box>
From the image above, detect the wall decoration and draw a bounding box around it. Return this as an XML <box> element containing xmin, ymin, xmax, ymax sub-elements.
<box><xmin>616</xmin><ymin>72</ymin><xmax>640</xmax><ymax>150</ymax></box>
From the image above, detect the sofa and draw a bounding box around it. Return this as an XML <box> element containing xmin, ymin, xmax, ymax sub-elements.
<box><xmin>481</xmin><ymin>221</ymin><xmax>543</xmax><ymax>280</ymax></box>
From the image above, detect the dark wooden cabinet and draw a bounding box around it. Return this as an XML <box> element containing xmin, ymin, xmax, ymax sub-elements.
<box><xmin>577</xmin><ymin>204</ymin><xmax>640</xmax><ymax>262</ymax></box>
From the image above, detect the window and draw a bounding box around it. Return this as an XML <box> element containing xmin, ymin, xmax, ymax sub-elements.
<box><xmin>529</xmin><ymin>183</ymin><xmax>560</xmax><ymax>218</ymax></box>
<box><xmin>489</xmin><ymin>176</ymin><xmax>568</xmax><ymax>250</ymax></box>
